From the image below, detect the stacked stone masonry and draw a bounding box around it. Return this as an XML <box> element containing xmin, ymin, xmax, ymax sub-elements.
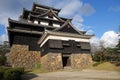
<box><xmin>71</xmin><ymin>53</ymin><xmax>93</xmax><ymax>69</ymax></box>
<box><xmin>41</xmin><ymin>53</ymin><xmax>63</xmax><ymax>71</ymax></box>
<box><xmin>8</xmin><ymin>45</ymin><xmax>92</xmax><ymax>71</ymax></box>
<box><xmin>8</xmin><ymin>45</ymin><xmax>41</xmax><ymax>70</ymax></box>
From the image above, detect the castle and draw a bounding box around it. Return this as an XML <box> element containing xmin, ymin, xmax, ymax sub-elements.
<box><xmin>8</xmin><ymin>3</ymin><xmax>93</xmax><ymax>71</ymax></box>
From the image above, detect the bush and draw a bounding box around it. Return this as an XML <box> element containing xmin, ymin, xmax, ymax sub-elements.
<box><xmin>93</xmin><ymin>61</ymin><xmax>105</xmax><ymax>67</ymax></box>
<box><xmin>0</xmin><ymin>56</ymin><xmax>7</xmax><ymax>65</ymax></box>
<box><xmin>92</xmin><ymin>53</ymin><xmax>104</xmax><ymax>62</ymax></box>
<box><xmin>0</xmin><ymin>66</ymin><xmax>10</xmax><ymax>80</ymax></box>
<box><xmin>14</xmin><ymin>67</ymin><xmax>24</xmax><ymax>74</ymax></box>
<box><xmin>0</xmin><ymin>67</ymin><xmax>5</xmax><ymax>80</ymax></box>
<box><xmin>4</xmin><ymin>67</ymin><xmax>24</xmax><ymax>80</ymax></box>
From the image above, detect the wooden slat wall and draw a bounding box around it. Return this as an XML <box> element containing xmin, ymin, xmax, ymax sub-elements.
<box><xmin>41</xmin><ymin>39</ymin><xmax>91</xmax><ymax>54</ymax></box>
<box><xmin>80</xmin><ymin>42</ymin><xmax>90</xmax><ymax>50</ymax></box>
<box><xmin>49</xmin><ymin>39</ymin><xmax>63</xmax><ymax>48</ymax></box>
<box><xmin>12</xmin><ymin>32</ymin><xmax>41</xmax><ymax>51</ymax></box>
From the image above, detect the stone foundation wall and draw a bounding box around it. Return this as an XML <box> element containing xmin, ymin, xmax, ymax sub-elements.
<box><xmin>41</xmin><ymin>53</ymin><xmax>63</xmax><ymax>71</ymax></box>
<box><xmin>8</xmin><ymin>45</ymin><xmax>92</xmax><ymax>71</ymax></box>
<box><xmin>71</xmin><ymin>53</ymin><xmax>92</xmax><ymax>69</ymax></box>
<box><xmin>8</xmin><ymin>45</ymin><xmax>41</xmax><ymax>70</ymax></box>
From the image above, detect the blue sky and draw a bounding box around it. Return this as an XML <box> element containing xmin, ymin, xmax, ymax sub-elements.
<box><xmin>0</xmin><ymin>0</ymin><xmax>120</xmax><ymax>44</ymax></box>
<box><xmin>83</xmin><ymin>0</ymin><xmax>120</xmax><ymax>37</ymax></box>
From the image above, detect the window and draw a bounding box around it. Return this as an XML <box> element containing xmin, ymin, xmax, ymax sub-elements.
<box><xmin>49</xmin><ymin>21</ymin><xmax>53</xmax><ymax>26</ymax></box>
<box><xmin>34</xmin><ymin>20</ymin><xmax>38</xmax><ymax>24</ymax></box>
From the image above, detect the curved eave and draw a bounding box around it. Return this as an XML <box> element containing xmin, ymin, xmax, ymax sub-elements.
<box><xmin>38</xmin><ymin>30</ymin><xmax>93</xmax><ymax>45</ymax></box>
<box><xmin>60</xmin><ymin>17</ymin><xmax>73</xmax><ymax>21</ymax></box>
<box><xmin>30</xmin><ymin>14</ymin><xmax>64</xmax><ymax>24</ymax></box>
<box><xmin>8</xmin><ymin>18</ymin><xmax>56</xmax><ymax>29</ymax></box>
<box><xmin>22</xmin><ymin>8</ymin><xmax>40</xmax><ymax>19</ymax></box>
<box><xmin>47</xmin><ymin>30</ymin><xmax>93</xmax><ymax>39</ymax></box>
<box><xmin>80</xmin><ymin>31</ymin><xmax>87</xmax><ymax>34</ymax></box>
<box><xmin>7</xmin><ymin>28</ymin><xmax>43</xmax><ymax>35</ymax></box>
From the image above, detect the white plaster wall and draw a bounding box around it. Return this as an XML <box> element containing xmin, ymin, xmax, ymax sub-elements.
<box><xmin>53</xmin><ymin>23</ymin><xmax>60</xmax><ymax>27</ymax></box>
<box><xmin>40</xmin><ymin>35</ymin><xmax>89</xmax><ymax>47</ymax></box>
<box><xmin>34</xmin><ymin>20</ymin><xmax>38</xmax><ymax>24</ymax></box>
<box><xmin>53</xmin><ymin>16</ymin><xmax>58</xmax><ymax>20</ymax></box>
<box><xmin>40</xmin><ymin>21</ymin><xmax>48</xmax><ymax>25</ymax></box>
<box><xmin>45</xmin><ymin>16</ymin><xmax>48</xmax><ymax>18</ymax></box>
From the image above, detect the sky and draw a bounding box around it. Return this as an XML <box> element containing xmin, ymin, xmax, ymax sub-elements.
<box><xmin>0</xmin><ymin>0</ymin><xmax>120</xmax><ymax>48</ymax></box>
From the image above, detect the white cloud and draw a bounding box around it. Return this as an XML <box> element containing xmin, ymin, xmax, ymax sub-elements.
<box><xmin>0</xmin><ymin>34</ymin><xmax>8</xmax><ymax>44</ymax></box>
<box><xmin>90</xmin><ymin>31</ymin><xmax>119</xmax><ymax>52</ymax></box>
<box><xmin>59</xmin><ymin>0</ymin><xmax>82</xmax><ymax>17</ymax></box>
<box><xmin>79</xmin><ymin>3</ymin><xmax>95</xmax><ymax>16</ymax></box>
<box><xmin>89</xmin><ymin>37</ymin><xmax>100</xmax><ymax>53</ymax></box>
<box><xmin>86</xmin><ymin>29</ymin><xmax>94</xmax><ymax>35</ymax></box>
<box><xmin>72</xmin><ymin>15</ymin><xmax>84</xmax><ymax>30</ymax></box>
<box><xmin>0</xmin><ymin>0</ymin><xmax>23</xmax><ymax>26</ymax></box>
<box><xmin>109</xmin><ymin>6</ymin><xmax>120</xmax><ymax>12</ymax></box>
<box><xmin>100</xmin><ymin>31</ymin><xmax>119</xmax><ymax>48</ymax></box>
<box><xmin>0</xmin><ymin>13</ymin><xmax>19</xmax><ymax>27</ymax></box>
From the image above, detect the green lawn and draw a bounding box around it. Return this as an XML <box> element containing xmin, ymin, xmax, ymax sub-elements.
<box><xmin>89</xmin><ymin>62</ymin><xmax>120</xmax><ymax>72</ymax></box>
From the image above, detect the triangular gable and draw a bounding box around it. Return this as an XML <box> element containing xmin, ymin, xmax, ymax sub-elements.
<box><xmin>35</xmin><ymin>9</ymin><xmax>64</xmax><ymax>22</ymax></box>
<box><xmin>53</xmin><ymin>20</ymin><xmax>83</xmax><ymax>35</ymax></box>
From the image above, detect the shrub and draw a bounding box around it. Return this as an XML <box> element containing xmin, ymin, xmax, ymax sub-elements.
<box><xmin>0</xmin><ymin>66</ymin><xmax>10</xmax><ymax>80</ymax></box>
<box><xmin>13</xmin><ymin>67</ymin><xmax>24</xmax><ymax>74</ymax></box>
<box><xmin>92</xmin><ymin>53</ymin><xmax>104</xmax><ymax>62</ymax></box>
<box><xmin>4</xmin><ymin>67</ymin><xmax>24</xmax><ymax>80</ymax></box>
<box><xmin>0</xmin><ymin>67</ymin><xmax>5</xmax><ymax>80</ymax></box>
<box><xmin>93</xmin><ymin>61</ymin><xmax>105</xmax><ymax>67</ymax></box>
<box><xmin>0</xmin><ymin>56</ymin><xmax>7</xmax><ymax>65</ymax></box>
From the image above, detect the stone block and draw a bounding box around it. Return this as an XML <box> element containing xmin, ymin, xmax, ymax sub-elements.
<box><xmin>71</xmin><ymin>53</ymin><xmax>92</xmax><ymax>69</ymax></box>
<box><xmin>7</xmin><ymin>44</ymin><xmax>41</xmax><ymax>70</ymax></box>
<box><xmin>41</xmin><ymin>53</ymin><xmax>63</xmax><ymax>71</ymax></box>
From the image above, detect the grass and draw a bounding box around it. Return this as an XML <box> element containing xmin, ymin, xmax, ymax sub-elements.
<box><xmin>89</xmin><ymin>62</ymin><xmax>120</xmax><ymax>72</ymax></box>
<box><xmin>26</xmin><ymin>62</ymin><xmax>120</xmax><ymax>74</ymax></box>
<box><xmin>31</xmin><ymin>68</ymin><xmax>48</xmax><ymax>73</ymax></box>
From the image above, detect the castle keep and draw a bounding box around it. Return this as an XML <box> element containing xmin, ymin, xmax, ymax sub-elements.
<box><xmin>8</xmin><ymin>3</ymin><xmax>93</xmax><ymax>70</ymax></box>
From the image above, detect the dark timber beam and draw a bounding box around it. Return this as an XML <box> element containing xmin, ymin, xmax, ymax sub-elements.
<box><xmin>7</xmin><ymin>28</ymin><xmax>43</xmax><ymax>35</ymax></box>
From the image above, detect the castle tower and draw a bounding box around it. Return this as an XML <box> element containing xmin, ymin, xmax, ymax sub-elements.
<box><xmin>8</xmin><ymin>3</ymin><xmax>93</xmax><ymax>70</ymax></box>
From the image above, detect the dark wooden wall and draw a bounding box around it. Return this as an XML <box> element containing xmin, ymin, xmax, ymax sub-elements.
<box><xmin>11</xmin><ymin>32</ymin><xmax>41</xmax><ymax>51</ymax></box>
<box><xmin>40</xmin><ymin>39</ymin><xmax>90</xmax><ymax>55</ymax></box>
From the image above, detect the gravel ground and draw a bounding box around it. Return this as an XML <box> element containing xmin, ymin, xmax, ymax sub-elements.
<box><xmin>22</xmin><ymin>69</ymin><xmax>120</xmax><ymax>80</ymax></box>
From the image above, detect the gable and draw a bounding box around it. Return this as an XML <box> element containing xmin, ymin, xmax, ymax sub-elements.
<box><xmin>43</xmin><ymin>13</ymin><xmax>58</xmax><ymax>20</ymax></box>
<box><xmin>54</xmin><ymin>22</ymin><xmax>81</xmax><ymax>34</ymax></box>
<box><xmin>58</xmin><ymin>24</ymin><xmax>79</xmax><ymax>34</ymax></box>
<box><xmin>39</xmin><ymin>10</ymin><xmax>64</xmax><ymax>22</ymax></box>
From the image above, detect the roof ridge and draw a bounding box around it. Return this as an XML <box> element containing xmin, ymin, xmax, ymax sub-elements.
<box><xmin>32</xmin><ymin>2</ymin><xmax>61</xmax><ymax>12</ymax></box>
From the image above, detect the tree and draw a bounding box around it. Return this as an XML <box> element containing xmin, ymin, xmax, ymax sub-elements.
<box><xmin>0</xmin><ymin>41</ymin><xmax>10</xmax><ymax>65</ymax></box>
<box><xmin>0</xmin><ymin>41</ymin><xmax>10</xmax><ymax>56</ymax></box>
